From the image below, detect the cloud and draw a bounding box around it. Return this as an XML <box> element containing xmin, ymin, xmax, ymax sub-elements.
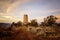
<box><xmin>0</xmin><ymin>0</ymin><xmax>30</xmax><ymax>14</ymax></box>
<box><xmin>0</xmin><ymin>0</ymin><xmax>30</xmax><ymax>23</ymax></box>
<box><xmin>0</xmin><ymin>0</ymin><xmax>60</xmax><ymax>23</ymax></box>
<box><xmin>0</xmin><ymin>15</ymin><xmax>21</xmax><ymax>23</ymax></box>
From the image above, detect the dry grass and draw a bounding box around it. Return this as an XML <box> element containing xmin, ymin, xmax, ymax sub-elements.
<box><xmin>0</xmin><ymin>27</ymin><xmax>60</xmax><ymax>40</ymax></box>
<box><xmin>0</xmin><ymin>27</ymin><xmax>36</xmax><ymax>40</ymax></box>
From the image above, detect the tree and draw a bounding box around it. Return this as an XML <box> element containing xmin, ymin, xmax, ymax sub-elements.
<box><xmin>9</xmin><ymin>22</ymin><xmax>15</xmax><ymax>31</ymax></box>
<box><xmin>47</xmin><ymin>15</ymin><xmax>58</xmax><ymax>26</ymax></box>
<box><xmin>40</xmin><ymin>22</ymin><xmax>45</xmax><ymax>26</ymax></box>
<box><xmin>40</xmin><ymin>15</ymin><xmax>58</xmax><ymax>26</ymax></box>
<box><xmin>30</xmin><ymin>19</ymin><xmax>38</xmax><ymax>27</ymax></box>
<box><xmin>11</xmin><ymin>22</ymin><xmax>15</xmax><ymax>26</ymax></box>
<box><xmin>17</xmin><ymin>21</ymin><xmax>22</xmax><ymax>26</ymax></box>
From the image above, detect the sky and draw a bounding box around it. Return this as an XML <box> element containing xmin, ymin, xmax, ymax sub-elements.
<box><xmin>0</xmin><ymin>0</ymin><xmax>60</xmax><ymax>23</ymax></box>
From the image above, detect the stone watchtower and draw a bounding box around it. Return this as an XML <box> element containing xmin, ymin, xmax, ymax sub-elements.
<box><xmin>23</xmin><ymin>14</ymin><xmax>28</xmax><ymax>24</ymax></box>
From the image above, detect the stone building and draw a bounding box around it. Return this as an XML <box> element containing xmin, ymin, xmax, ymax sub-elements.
<box><xmin>23</xmin><ymin>14</ymin><xmax>28</xmax><ymax>25</ymax></box>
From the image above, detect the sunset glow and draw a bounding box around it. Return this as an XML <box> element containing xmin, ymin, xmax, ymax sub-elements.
<box><xmin>0</xmin><ymin>0</ymin><xmax>60</xmax><ymax>23</ymax></box>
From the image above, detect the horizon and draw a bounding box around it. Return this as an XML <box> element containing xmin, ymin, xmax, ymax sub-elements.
<box><xmin>0</xmin><ymin>0</ymin><xmax>60</xmax><ymax>23</ymax></box>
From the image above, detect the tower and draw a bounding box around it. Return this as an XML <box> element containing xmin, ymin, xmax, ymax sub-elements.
<box><xmin>23</xmin><ymin>14</ymin><xmax>28</xmax><ymax>24</ymax></box>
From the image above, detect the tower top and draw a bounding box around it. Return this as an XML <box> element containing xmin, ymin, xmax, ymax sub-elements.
<box><xmin>24</xmin><ymin>14</ymin><xmax>28</xmax><ymax>16</ymax></box>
